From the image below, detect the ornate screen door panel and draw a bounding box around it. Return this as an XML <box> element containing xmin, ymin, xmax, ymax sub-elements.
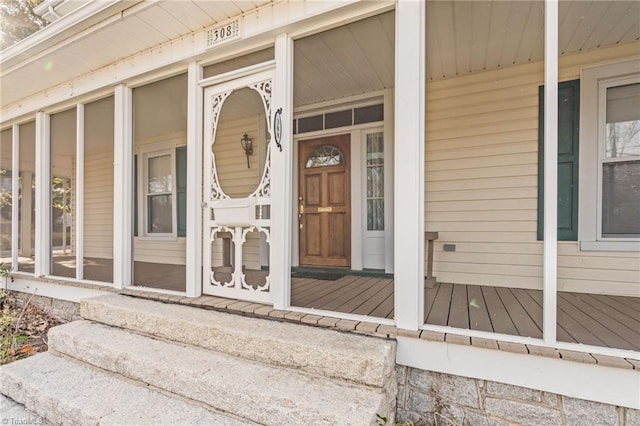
<box><xmin>203</xmin><ymin>69</ymin><xmax>273</xmax><ymax>303</ymax></box>
<box><xmin>298</xmin><ymin>134</ymin><xmax>351</xmax><ymax>267</ymax></box>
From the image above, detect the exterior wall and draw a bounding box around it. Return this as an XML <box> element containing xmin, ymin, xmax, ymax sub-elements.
<box><xmin>425</xmin><ymin>43</ymin><xmax>640</xmax><ymax>296</ymax></box>
<box><xmin>396</xmin><ymin>366</ymin><xmax>639</xmax><ymax>426</ymax></box>
<box><xmin>83</xmin><ymin>150</ymin><xmax>113</xmax><ymax>260</ymax></box>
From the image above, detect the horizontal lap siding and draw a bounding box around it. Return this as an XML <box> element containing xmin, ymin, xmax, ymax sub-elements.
<box><xmin>425</xmin><ymin>43</ymin><xmax>640</xmax><ymax>296</ymax></box>
<box><xmin>84</xmin><ymin>151</ymin><xmax>113</xmax><ymax>259</ymax></box>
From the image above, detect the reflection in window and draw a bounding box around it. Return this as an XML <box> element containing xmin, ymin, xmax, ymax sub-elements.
<box><xmin>306</xmin><ymin>145</ymin><xmax>344</xmax><ymax>168</ymax></box>
<box><xmin>602</xmin><ymin>82</ymin><xmax>640</xmax><ymax>237</ymax></box>
<box><xmin>366</xmin><ymin>132</ymin><xmax>384</xmax><ymax>231</ymax></box>
<box><xmin>146</xmin><ymin>153</ymin><xmax>172</xmax><ymax>234</ymax></box>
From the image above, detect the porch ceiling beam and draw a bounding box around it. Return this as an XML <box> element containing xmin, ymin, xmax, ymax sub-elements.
<box><xmin>543</xmin><ymin>0</ymin><xmax>559</xmax><ymax>344</ymax></box>
<box><xmin>394</xmin><ymin>0</ymin><xmax>426</xmax><ymax>331</ymax></box>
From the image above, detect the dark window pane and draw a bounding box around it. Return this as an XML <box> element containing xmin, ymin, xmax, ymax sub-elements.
<box><xmin>148</xmin><ymin>194</ymin><xmax>173</xmax><ymax>233</ymax></box>
<box><xmin>298</xmin><ymin>115</ymin><xmax>323</xmax><ymax>133</ymax></box>
<box><xmin>325</xmin><ymin>110</ymin><xmax>352</xmax><ymax>129</ymax></box>
<box><xmin>354</xmin><ymin>104</ymin><xmax>383</xmax><ymax>124</ymax></box>
<box><xmin>602</xmin><ymin>160</ymin><xmax>640</xmax><ymax>237</ymax></box>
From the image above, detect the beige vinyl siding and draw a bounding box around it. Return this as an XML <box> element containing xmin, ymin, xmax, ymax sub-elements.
<box><xmin>425</xmin><ymin>42</ymin><xmax>640</xmax><ymax>297</ymax></box>
<box><xmin>83</xmin><ymin>151</ymin><xmax>113</xmax><ymax>260</ymax></box>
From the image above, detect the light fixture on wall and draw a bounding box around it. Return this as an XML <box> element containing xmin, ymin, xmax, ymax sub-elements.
<box><xmin>240</xmin><ymin>132</ymin><xmax>253</xmax><ymax>168</ymax></box>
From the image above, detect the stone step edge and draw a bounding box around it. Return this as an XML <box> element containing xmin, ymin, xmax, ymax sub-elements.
<box><xmin>48</xmin><ymin>320</ymin><xmax>396</xmax><ymax>426</ymax></box>
<box><xmin>0</xmin><ymin>352</ymin><xmax>254</xmax><ymax>426</ymax></box>
<box><xmin>80</xmin><ymin>294</ymin><xmax>396</xmax><ymax>389</ymax></box>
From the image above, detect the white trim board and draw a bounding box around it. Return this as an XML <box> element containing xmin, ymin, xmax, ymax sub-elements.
<box><xmin>6</xmin><ymin>277</ymin><xmax>112</xmax><ymax>303</ymax></box>
<box><xmin>397</xmin><ymin>336</ymin><xmax>640</xmax><ymax>410</ymax></box>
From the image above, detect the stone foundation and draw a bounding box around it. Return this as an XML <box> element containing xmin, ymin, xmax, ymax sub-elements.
<box><xmin>6</xmin><ymin>291</ymin><xmax>80</xmax><ymax>322</ymax></box>
<box><xmin>396</xmin><ymin>366</ymin><xmax>639</xmax><ymax>426</ymax></box>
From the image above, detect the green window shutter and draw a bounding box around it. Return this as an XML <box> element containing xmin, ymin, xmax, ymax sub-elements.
<box><xmin>537</xmin><ymin>79</ymin><xmax>580</xmax><ymax>241</ymax></box>
<box><xmin>176</xmin><ymin>146</ymin><xmax>187</xmax><ymax>237</ymax></box>
<box><xmin>133</xmin><ymin>154</ymin><xmax>138</xmax><ymax>237</ymax></box>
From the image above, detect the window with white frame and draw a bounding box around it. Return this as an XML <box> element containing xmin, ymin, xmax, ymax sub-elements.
<box><xmin>580</xmin><ymin>59</ymin><xmax>640</xmax><ymax>250</ymax></box>
<box><xmin>141</xmin><ymin>150</ymin><xmax>175</xmax><ymax>236</ymax></box>
<box><xmin>599</xmin><ymin>81</ymin><xmax>640</xmax><ymax>238</ymax></box>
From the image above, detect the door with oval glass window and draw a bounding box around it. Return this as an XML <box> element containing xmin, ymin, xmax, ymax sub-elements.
<box><xmin>298</xmin><ymin>134</ymin><xmax>350</xmax><ymax>267</ymax></box>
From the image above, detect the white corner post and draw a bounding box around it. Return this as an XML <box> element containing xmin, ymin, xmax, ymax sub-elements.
<box><xmin>34</xmin><ymin>111</ymin><xmax>51</xmax><ymax>277</ymax></box>
<box><xmin>76</xmin><ymin>104</ymin><xmax>85</xmax><ymax>280</ymax></box>
<box><xmin>186</xmin><ymin>61</ymin><xmax>203</xmax><ymax>298</ymax></box>
<box><xmin>543</xmin><ymin>0</ymin><xmax>559</xmax><ymax>344</ymax></box>
<box><xmin>394</xmin><ymin>0</ymin><xmax>426</xmax><ymax>331</ymax></box>
<box><xmin>271</xmin><ymin>33</ymin><xmax>294</xmax><ymax>310</ymax></box>
<box><xmin>113</xmin><ymin>84</ymin><xmax>133</xmax><ymax>290</ymax></box>
<box><xmin>11</xmin><ymin>124</ymin><xmax>19</xmax><ymax>271</ymax></box>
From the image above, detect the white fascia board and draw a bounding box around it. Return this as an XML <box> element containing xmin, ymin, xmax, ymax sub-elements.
<box><xmin>397</xmin><ymin>336</ymin><xmax>640</xmax><ymax>410</ymax></box>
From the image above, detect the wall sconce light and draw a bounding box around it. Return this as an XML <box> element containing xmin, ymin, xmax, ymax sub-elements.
<box><xmin>240</xmin><ymin>132</ymin><xmax>253</xmax><ymax>168</ymax></box>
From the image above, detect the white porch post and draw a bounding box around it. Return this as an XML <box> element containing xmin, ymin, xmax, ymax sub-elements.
<box><xmin>35</xmin><ymin>111</ymin><xmax>50</xmax><ymax>277</ymax></box>
<box><xmin>543</xmin><ymin>0</ymin><xmax>559</xmax><ymax>343</ymax></box>
<box><xmin>76</xmin><ymin>104</ymin><xmax>84</xmax><ymax>280</ymax></box>
<box><xmin>11</xmin><ymin>124</ymin><xmax>19</xmax><ymax>271</ymax></box>
<box><xmin>113</xmin><ymin>84</ymin><xmax>133</xmax><ymax>289</ymax></box>
<box><xmin>186</xmin><ymin>61</ymin><xmax>203</xmax><ymax>298</ymax></box>
<box><xmin>394</xmin><ymin>0</ymin><xmax>426</xmax><ymax>331</ymax></box>
<box><xmin>271</xmin><ymin>33</ymin><xmax>294</xmax><ymax>310</ymax></box>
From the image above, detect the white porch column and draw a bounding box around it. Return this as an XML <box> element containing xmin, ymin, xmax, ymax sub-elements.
<box><xmin>270</xmin><ymin>33</ymin><xmax>294</xmax><ymax>310</ymax></box>
<box><xmin>11</xmin><ymin>124</ymin><xmax>19</xmax><ymax>271</ymax></box>
<box><xmin>35</xmin><ymin>112</ymin><xmax>50</xmax><ymax>277</ymax></box>
<box><xmin>186</xmin><ymin>62</ymin><xmax>203</xmax><ymax>298</ymax></box>
<box><xmin>76</xmin><ymin>104</ymin><xmax>84</xmax><ymax>280</ymax></box>
<box><xmin>543</xmin><ymin>0</ymin><xmax>559</xmax><ymax>343</ymax></box>
<box><xmin>394</xmin><ymin>0</ymin><xmax>426</xmax><ymax>331</ymax></box>
<box><xmin>113</xmin><ymin>84</ymin><xmax>133</xmax><ymax>289</ymax></box>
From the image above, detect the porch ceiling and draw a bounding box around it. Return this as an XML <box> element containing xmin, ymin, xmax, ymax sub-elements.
<box><xmin>0</xmin><ymin>0</ymin><xmax>274</xmax><ymax>107</ymax></box>
<box><xmin>426</xmin><ymin>1</ymin><xmax>640</xmax><ymax>81</ymax></box>
<box><xmin>1</xmin><ymin>1</ymin><xmax>638</xmax><ymax>113</ymax></box>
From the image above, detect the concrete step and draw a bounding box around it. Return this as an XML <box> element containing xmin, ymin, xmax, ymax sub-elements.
<box><xmin>81</xmin><ymin>294</ymin><xmax>396</xmax><ymax>388</ymax></box>
<box><xmin>0</xmin><ymin>352</ymin><xmax>251</xmax><ymax>425</ymax></box>
<box><xmin>48</xmin><ymin>320</ymin><xmax>395</xmax><ymax>426</ymax></box>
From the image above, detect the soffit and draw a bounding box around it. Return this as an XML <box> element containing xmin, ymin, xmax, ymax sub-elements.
<box><xmin>0</xmin><ymin>0</ymin><xmax>274</xmax><ymax>107</ymax></box>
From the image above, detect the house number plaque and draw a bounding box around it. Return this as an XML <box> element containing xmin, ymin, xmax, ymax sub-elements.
<box><xmin>206</xmin><ymin>18</ymin><xmax>241</xmax><ymax>49</ymax></box>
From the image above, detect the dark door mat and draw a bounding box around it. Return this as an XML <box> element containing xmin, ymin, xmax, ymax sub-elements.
<box><xmin>291</xmin><ymin>267</ymin><xmax>393</xmax><ymax>281</ymax></box>
<box><xmin>290</xmin><ymin>270</ymin><xmax>346</xmax><ymax>281</ymax></box>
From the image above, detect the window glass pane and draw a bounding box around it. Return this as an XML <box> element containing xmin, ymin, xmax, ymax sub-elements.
<box><xmin>367</xmin><ymin>199</ymin><xmax>384</xmax><ymax>231</ymax></box>
<box><xmin>298</xmin><ymin>115</ymin><xmax>323</xmax><ymax>134</ymax></box>
<box><xmin>366</xmin><ymin>132</ymin><xmax>384</xmax><ymax>231</ymax></box>
<box><xmin>18</xmin><ymin>122</ymin><xmax>35</xmax><ymax>272</ymax></box>
<box><xmin>325</xmin><ymin>110</ymin><xmax>352</xmax><ymax>129</ymax></box>
<box><xmin>148</xmin><ymin>154</ymin><xmax>172</xmax><ymax>193</ymax></box>
<box><xmin>605</xmin><ymin>83</ymin><xmax>640</xmax><ymax>158</ymax></box>
<box><xmin>602</xmin><ymin>160</ymin><xmax>640</xmax><ymax>236</ymax></box>
<box><xmin>354</xmin><ymin>104</ymin><xmax>383</xmax><ymax>125</ymax></box>
<box><xmin>306</xmin><ymin>145</ymin><xmax>344</xmax><ymax>168</ymax></box>
<box><xmin>148</xmin><ymin>194</ymin><xmax>172</xmax><ymax>233</ymax></box>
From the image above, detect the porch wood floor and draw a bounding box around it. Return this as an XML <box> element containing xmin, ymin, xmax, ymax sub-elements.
<box><xmin>292</xmin><ymin>277</ymin><xmax>640</xmax><ymax>352</ymax></box>
<box><xmin>21</xmin><ymin>257</ymin><xmax>639</xmax><ymax>352</ymax></box>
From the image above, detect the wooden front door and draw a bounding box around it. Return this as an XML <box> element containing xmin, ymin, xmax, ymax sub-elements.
<box><xmin>298</xmin><ymin>135</ymin><xmax>351</xmax><ymax>267</ymax></box>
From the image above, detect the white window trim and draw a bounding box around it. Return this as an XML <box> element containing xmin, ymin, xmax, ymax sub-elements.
<box><xmin>579</xmin><ymin>58</ymin><xmax>640</xmax><ymax>252</ymax></box>
<box><xmin>137</xmin><ymin>145</ymin><xmax>177</xmax><ymax>241</ymax></box>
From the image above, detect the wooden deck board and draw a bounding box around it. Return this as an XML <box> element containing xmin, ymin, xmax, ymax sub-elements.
<box><xmin>495</xmin><ymin>288</ymin><xmax>542</xmax><ymax>339</ymax></box>
<box><xmin>589</xmin><ymin>294</ymin><xmax>640</xmax><ymax>328</ymax></box>
<box><xmin>426</xmin><ymin>283</ymin><xmax>453</xmax><ymax>326</ymax></box>
<box><xmin>522</xmin><ymin>289</ymin><xmax>576</xmax><ymax>343</ymax></box>
<box><xmin>292</xmin><ymin>275</ymin><xmax>359</xmax><ymax>306</ymax></box>
<box><xmin>481</xmin><ymin>286</ymin><xmax>518</xmax><ymax>336</ymax></box>
<box><xmin>339</xmin><ymin>278</ymin><xmax>391</xmax><ymax>315</ymax></box>
<box><xmin>305</xmin><ymin>276</ymin><xmax>372</xmax><ymax>310</ymax></box>
<box><xmin>321</xmin><ymin>277</ymin><xmax>381</xmax><ymax>311</ymax></box>
<box><xmin>369</xmin><ymin>292</ymin><xmax>394</xmax><ymax>319</ymax></box>
<box><xmin>448</xmin><ymin>283</ymin><xmax>469</xmax><ymax>329</ymax></box>
<box><xmin>467</xmin><ymin>285</ymin><xmax>493</xmax><ymax>333</ymax></box>
<box><xmin>559</xmin><ymin>293</ymin><xmax>638</xmax><ymax>351</ymax></box>
<box><xmin>352</xmin><ymin>280</ymin><xmax>393</xmax><ymax>316</ymax></box>
<box><xmin>580</xmin><ymin>294</ymin><xmax>640</xmax><ymax>334</ymax></box>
